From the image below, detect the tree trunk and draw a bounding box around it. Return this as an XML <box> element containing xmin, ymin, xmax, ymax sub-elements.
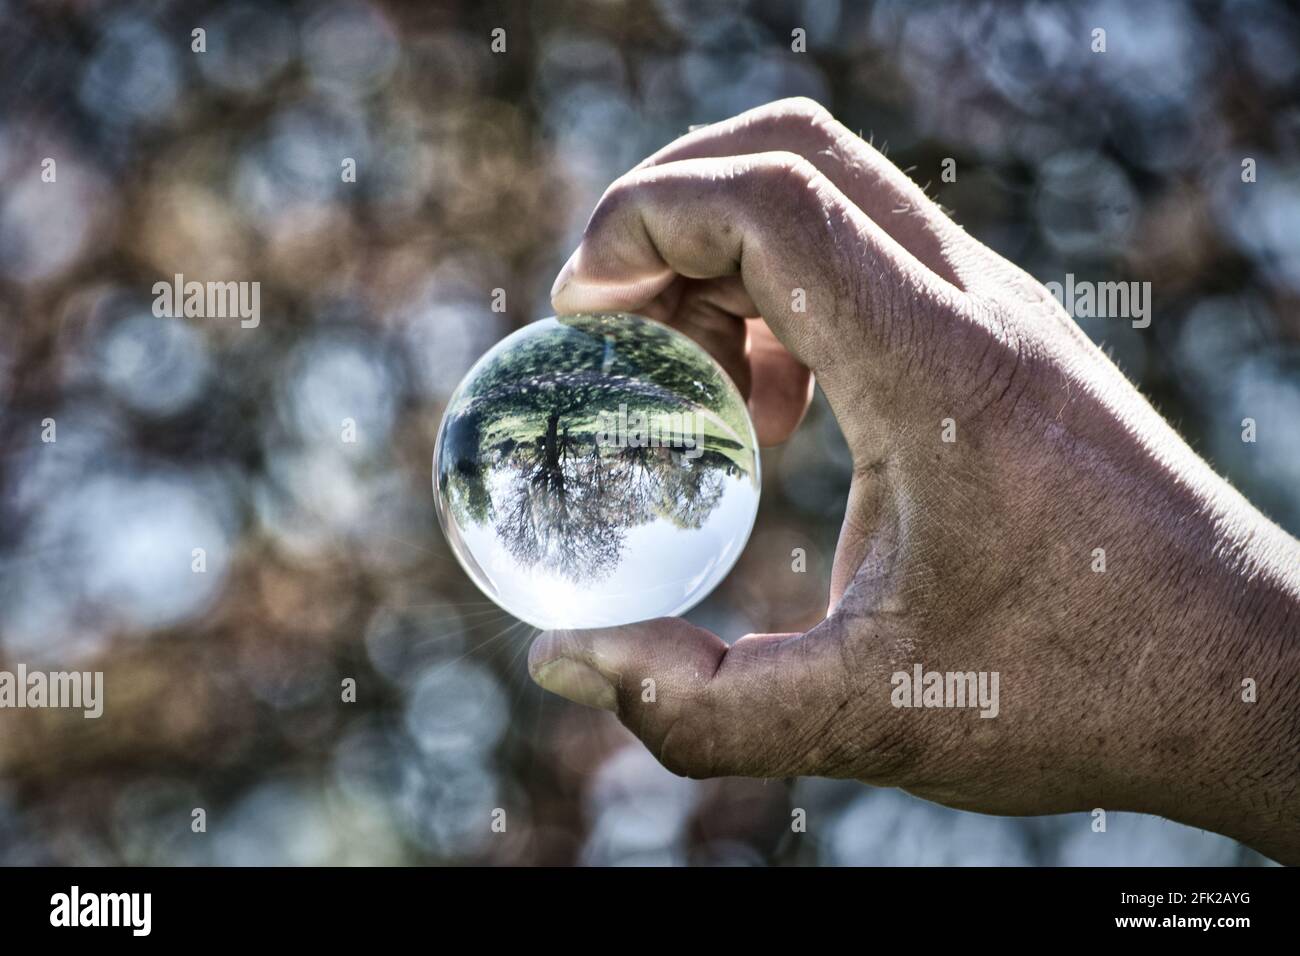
<box><xmin>543</xmin><ymin>410</ymin><xmax>561</xmax><ymax>472</ymax></box>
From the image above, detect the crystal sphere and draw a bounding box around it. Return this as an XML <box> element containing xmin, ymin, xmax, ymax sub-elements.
<box><xmin>434</xmin><ymin>313</ymin><xmax>761</xmax><ymax>630</ymax></box>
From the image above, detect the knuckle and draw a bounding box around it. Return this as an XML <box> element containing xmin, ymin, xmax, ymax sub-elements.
<box><xmin>719</xmin><ymin>152</ymin><xmax>833</xmax><ymax>241</ymax></box>
<box><xmin>745</xmin><ymin>152</ymin><xmax>827</xmax><ymax>216</ymax></box>
<box><xmin>586</xmin><ymin>171</ymin><xmax>642</xmax><ymax>236</ymax></box>
<box><xmin>584</xmin><ymin>167</ymin><xmax>668</xmax><ymax>250</ymax></box>
<box><xmin>635</xmin><ymin>677</ymin><xmax>750</xmax><ymax>780</ymax></box>
<box><xmin>644</xmin><ymin>705</ymin><xmax>720</xmax><ymax>779</ymax></box>
<box><xmin>764</xmin><ymin>96</ymin><xmax>834</xmax><ymax>131</ymax></box>
<box><xmin>763</xmin><ymin>150</ymin><xmax>822</xmax><ymax>188</ymax></box>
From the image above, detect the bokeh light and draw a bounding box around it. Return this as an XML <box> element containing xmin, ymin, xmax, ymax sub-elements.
<box><xmin>0</xmin><ymin>0</ymin><xmax>1293</xmax><ymax>866</ymax></box>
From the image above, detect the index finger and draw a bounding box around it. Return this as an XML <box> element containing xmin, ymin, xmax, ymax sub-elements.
<box><xmin>551</xmin><ymin>150</ymin><xmax>956</xmax><ymax>409</ymax></box>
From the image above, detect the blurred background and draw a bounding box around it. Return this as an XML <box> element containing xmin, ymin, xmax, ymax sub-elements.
<box><xmin>1</xmin><ymin>0</ymin><xmax>1296</xmax><ymax>865</ymax></box>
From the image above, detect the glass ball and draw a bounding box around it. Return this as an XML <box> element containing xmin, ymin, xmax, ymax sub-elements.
<box><xmin>434</xmin><ymin>313</ymin><xmax>761</xmax><ymax>630</ymax></box>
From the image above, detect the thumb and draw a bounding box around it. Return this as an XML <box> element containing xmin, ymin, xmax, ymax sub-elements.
<box><xmin>528</xmin><ymin>616</ymin><xmax>854</xmax><ymax>779</ymax></box>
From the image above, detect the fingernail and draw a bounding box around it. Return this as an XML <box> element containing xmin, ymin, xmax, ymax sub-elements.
<box><xmin>550</xmin><ymin>247</ymin><xmax>581</xmax><ymax>302</ymax></box>
<box><xmin>531</xmin><ymin>658</ymin><xmax>617</xmax><ymax>712</ymax></box>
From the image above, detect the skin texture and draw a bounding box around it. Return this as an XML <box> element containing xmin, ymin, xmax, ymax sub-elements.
<box><xmin>527</xmin><ymin>98</ymin><xmax>1300</xmax><ymax>863</ymax></box>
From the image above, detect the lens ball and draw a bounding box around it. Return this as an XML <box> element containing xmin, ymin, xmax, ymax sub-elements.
<box><xmin>434</xmin><ymin>313</ymin><xmax>760</xmax><ymax>629</ymax></box>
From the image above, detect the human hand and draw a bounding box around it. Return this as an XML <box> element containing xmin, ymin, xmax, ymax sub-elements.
<box><xmin>528</xmin><ymin>98</ymin><xmax>1300</xmax><ymax>861</ymax></box>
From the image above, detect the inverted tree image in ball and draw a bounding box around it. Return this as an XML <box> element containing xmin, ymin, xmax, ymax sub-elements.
<box><xmin>434</xmin><ymin>313</ymin><xmax>761</xmax><ymax>630</ymax></box>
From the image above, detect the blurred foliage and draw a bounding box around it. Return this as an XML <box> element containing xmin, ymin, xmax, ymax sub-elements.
<box><xmin>0</xmin><ymin>0</ymin><xmax>1295</xmax><ymax>865</ymax></box>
